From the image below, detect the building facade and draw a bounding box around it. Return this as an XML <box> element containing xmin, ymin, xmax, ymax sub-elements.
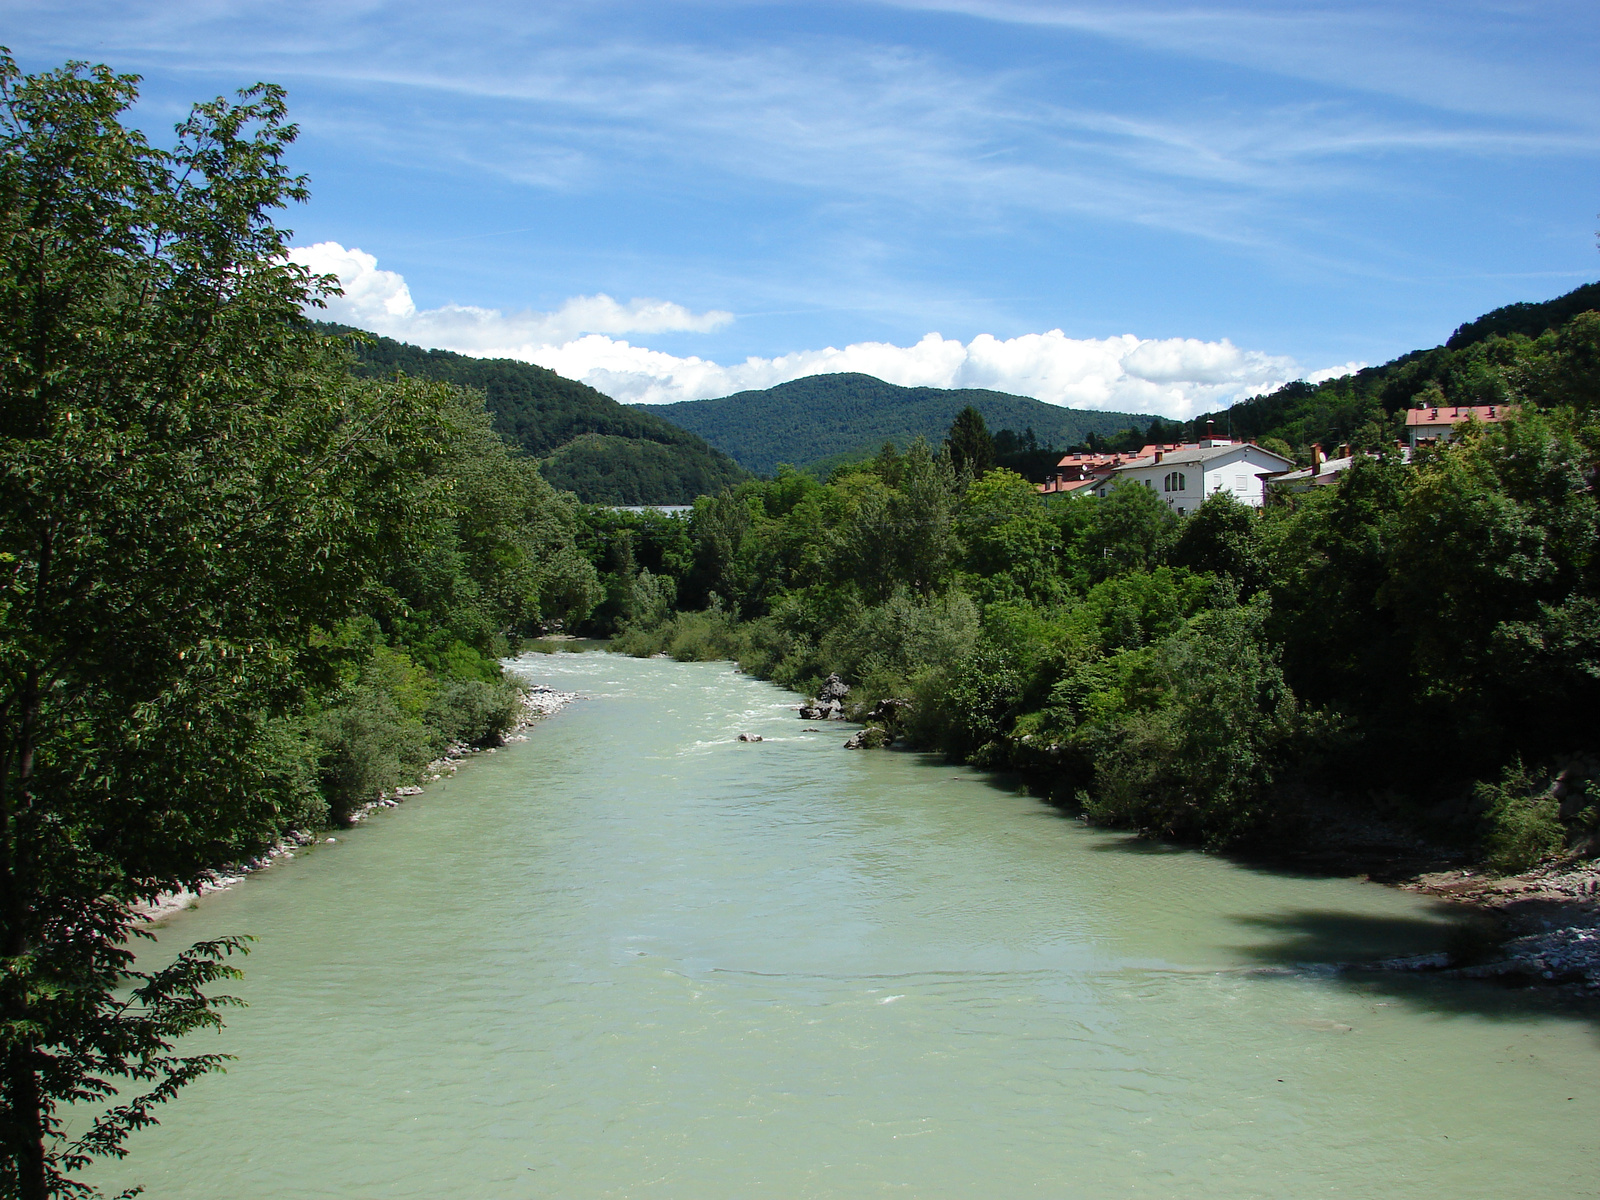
<box><xmin>1093</xmin><ymin>439</ymin><xmax>1294</xmax><ymax>514</ymax></box>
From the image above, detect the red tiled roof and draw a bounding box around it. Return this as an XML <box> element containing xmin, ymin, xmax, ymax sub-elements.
<box><xmin>1404</xmin><ymin>404</ymin><xmax>1514</xmax><ymax>427</ymax></box>
<box><xmin>1037</xmin><ymin>476</ymin><xmax>1099</xmax><ymax>494</ymax></box>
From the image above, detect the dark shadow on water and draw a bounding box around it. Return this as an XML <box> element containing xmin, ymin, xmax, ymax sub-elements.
<box><xmin>1086</xmin><ymin>833</ymin><xmax>1192</xmax><ymax>855</ymax></box>
<box><xmin>1231</xmin><ymin>906</ymin><xmax>1464</xmax><ymax>963</ymax></box>
<box><xmin>947</xmin><ymin>769</ymin><xmax>1600</xmax><ymax>1036</ymax></box>
<box><xmin>1227</xmin><ymin>906</ymin><xmax>1600</xmax><ymax>1037</ymax></box>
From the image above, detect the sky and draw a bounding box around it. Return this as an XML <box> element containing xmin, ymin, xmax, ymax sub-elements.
<box><xmin>10</xmin><ymin>1</ymin><xmax>1600</xmax><ymax>418</ymax></box>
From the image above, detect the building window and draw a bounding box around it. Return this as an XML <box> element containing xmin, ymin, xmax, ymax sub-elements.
<box><xmin>1177</xmin><ymin>507</ymin><xmax>1186</xmax><ymax>517</ymax></box>
<box><xmin>1163</xmin><ymin>471</ymin><xmax>1186</xmax><ymax>492</ymax></box>
<box><xmin>1235</xmin><ymin>474</ymin><xmax>1246</xmax><ymax>491</ymax></box>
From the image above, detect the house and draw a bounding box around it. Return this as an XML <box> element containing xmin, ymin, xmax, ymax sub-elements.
<box><xmin>1090</xmin><ymin>437</ymin><xmax>1294</xmax><ymax>515</ymax></box>
<box><xmin>1266</xmin><ymin>443</ymin><xmax>1356</xmax><ymax>495</ymax></box>
<box><xmin>1037</xmin><ymin>445</ymin><xmax>1184</xmax><ymax>496</ymax></box>
<box><xmin>1265</xmin><ymin>442</ymin><xmax>1412</xmax><ymax>498</ymax></box>
<box><xmin>1404</xmin><ymin>402</ymin><xmax>1514</xmax><ymax>448</ymax></box>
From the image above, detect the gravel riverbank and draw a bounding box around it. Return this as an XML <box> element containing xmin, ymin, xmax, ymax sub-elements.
<box><xmin>1377</xmin><ymin>861</ymin><xmax>1600</xmax><ymax>990</ymax></box>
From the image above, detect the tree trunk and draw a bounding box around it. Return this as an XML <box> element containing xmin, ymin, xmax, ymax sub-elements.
<box><xmin>0</xmin><ymin>678</ymin><xmax>47</xmax><ymax>1200</ymax></box>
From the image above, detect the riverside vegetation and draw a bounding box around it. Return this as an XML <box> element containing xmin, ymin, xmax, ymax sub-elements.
<box><xmin>0</xmin><ymin>59</ymin><xmax>608</xmax><ymax>1196</ymax></box>
<box><xmin>2</xmin><ymin>50</ymin><xmax>1598</xmax><ymax>1200</ymax></box>
<box><xmin>587</xmin><ymin>307</ymin><xmax>1600</xmax><ymax>870</ymax></box>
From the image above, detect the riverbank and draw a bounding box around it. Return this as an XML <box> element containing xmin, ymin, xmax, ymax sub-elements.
<box><xmin>1378</xmin><ymin>860</ymin><xmax>1600</xmax><ymax>990</ymax></box>
<box><xmin>133</xmin><ymin>681</ymin><xmax>579</xmax><ymax>924</ymax></box>
<box><xmin>790</xmin><ymin>660</ymin><xmax>1600</xmax><ymax>993</ymax></box>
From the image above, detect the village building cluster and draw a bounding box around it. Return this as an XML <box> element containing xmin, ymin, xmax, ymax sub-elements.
<box><xmin>1037</xmin><ymin>403</ymin><xmax>1515</xmax><ymax>511</ymax></box>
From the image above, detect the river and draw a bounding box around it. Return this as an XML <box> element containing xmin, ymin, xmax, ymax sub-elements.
<box><xmin>91</xmin><ymin>650</ymin><xmax>1599</xmax><ymax>1198</ymax></box>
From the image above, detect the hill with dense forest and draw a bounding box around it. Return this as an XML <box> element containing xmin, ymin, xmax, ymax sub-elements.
<box><xmin>319</xmin><ymin>323</ymin><xmax>751</xmax><ymax>503</ymax></box>
<box><xmin>644</xmin><ymin>374</ymin><xmax>1157</xmax><ymax>476</ymax></box>
<box><xmin>1189</xmin><ymin>280</ymin><xmax>1600</xmax><ymax>459</ymax></box>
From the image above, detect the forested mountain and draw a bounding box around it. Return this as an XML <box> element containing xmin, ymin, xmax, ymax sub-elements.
<box><xmin>1446</xmin><ymin>280</ymin><xmax>1600</xmax><ymax>348</ymax></box>
<box><xmin>319</xmin><ymin>323</ymin><xmax>750</xmax><ymax>503</ymax></box>
<box><xmin>1190</xmin><ymin>280</ymin><xmax>1600</xmax><ymax>459</ymax></box>
<box><xmin>645</xmin><ymin>373</ymin><xmax>1156</xmax><ymax>475</ymax></box>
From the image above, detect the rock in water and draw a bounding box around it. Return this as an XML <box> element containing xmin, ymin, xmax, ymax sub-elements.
<box><xmin>843</xmin><ymin>727</ymin><xmax>894</xmax><ymax>750</ymax></box>
<box><xmin>818</xmin><ymin>673</ymin><xmax>851</xmax><ymax>703</ymax></box>
<box><xmin>799</xmin><ymin>674</ymin><xmax>854</xmax><ymax>721</ymax></box>
<box><xmin>737</xmin><ymin>733</ymin><xmax>764</xmax><ymax>742</ymax></box>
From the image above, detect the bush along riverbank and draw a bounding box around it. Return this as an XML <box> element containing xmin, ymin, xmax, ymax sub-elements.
<box><xmin>134</xmin><ymin>682</ymin><xmax>580</xmax><ymax>923</ymax></box>
<box><xmin>0</xmin><ymin>61</ymin><xmax>615</xmax><ymax>1195</ymax></box>
<box><xmin>596</xmin><ymin>396</ymin><xmax>1600</xmax><ymax>983</ymax></box>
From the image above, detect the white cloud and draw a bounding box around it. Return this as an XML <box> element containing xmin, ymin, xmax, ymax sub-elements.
<box><xmin>531</xmin><ymin>330</ymin><xmax>1317</xmax><ymax>419</ymax></box>
<box><xmin>288</xmin><ymin>241</ymin><xmax>733</xmax><ymax>351</ymax></box>
<box><xmin>293</xmin><ymin>242</ymin><xmax>1347</xmax><ymax>420</ymax></box>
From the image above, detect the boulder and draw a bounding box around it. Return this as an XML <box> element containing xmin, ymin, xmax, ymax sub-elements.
<box><xmin>799</xmin><ymin>676</ymin><xmax>854</xmax><ymax>720</ymax></box>
<box><xmin>843</xmin><ymin>727</ymin><xmax>894</xmax><ymax>750</ymax></box>
<box><xmin>737</xmin><ymin>733</ymin><xmax>764</xmax><ymax>743</ymax></box>
<box><xmin>867</xmin><ymin>697</ymin><xmax>914</xmax><ymax>725</ymax></box>
<box><xmin>817</xmin><ymin>673</ymin><xmax>851</xmax><ymax>703</ymax></box>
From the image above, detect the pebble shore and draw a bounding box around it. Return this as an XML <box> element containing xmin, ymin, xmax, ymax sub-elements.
<box><xmin>1375</xmin><ymin>861</ymin><xmax>1600</xmax><ymax>991</ymax></box>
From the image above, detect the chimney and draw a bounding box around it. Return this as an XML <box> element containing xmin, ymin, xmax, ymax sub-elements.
<box><xmin>1311</xmin><ymin>443</ymin><xmax>1324</xmax><ymax>476</ymax></box>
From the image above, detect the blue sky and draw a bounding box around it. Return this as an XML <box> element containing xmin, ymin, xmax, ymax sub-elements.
<box><xmin>10</xmin><ymin>1</ymin><xmax>1599</xmax><ymax>417</ymax></box>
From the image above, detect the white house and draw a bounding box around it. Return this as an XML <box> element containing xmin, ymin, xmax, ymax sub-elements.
<box><xmin>1086</xmin><ymin>438</ymin><xmax>1294</xmax><ymax>515</ymax></box>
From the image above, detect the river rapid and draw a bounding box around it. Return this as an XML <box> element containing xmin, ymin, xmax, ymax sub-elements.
<box><xmin>93</xmin><ymin>650</ymin><xmax>1599</xmax><ymax>1198</ymax></box>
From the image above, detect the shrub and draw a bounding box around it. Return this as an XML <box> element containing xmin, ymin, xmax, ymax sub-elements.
<box><xmin>257</xmin><ymin>716</ymin><xmax>329</xmax><ymax>831</ymax></box>
<box><xmin>818</xmin><ymin>587</ymin><xmax>980</xmax><ymax>686</ymax></box>
<box><xmin>908</xmin><ymin>640</ymin><xmax>1026</xmax><ymax>762</ymax></box>
<box><xmin>1081</xmin><ymin>598</ymin><xmax>1305</xmax><ymax>848</ymax></box>
<box><xmin>429</xmin><ymin>679</ymin><xmax>526</xmax><ymax>747</ymax></box>
<box><xmin>313</xmin><ymin>688</ymin><xmax>433</xmax><ymax>822</ymax></box>
<box><xmin>1476</xmin><ymin>759</ymin><xmax>1565</xmax><ymax>873</ymax></box>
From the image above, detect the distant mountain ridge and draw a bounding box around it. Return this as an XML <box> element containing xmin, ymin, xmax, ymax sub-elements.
<box><xmin>644</xmin><ymin>373</ymin><xmax>1159</xmax><ymax>475</ymax></box>
<box><xmin>318</xmin><ymin>323</ymin><xmax>750</xmax><ymax>504</ymax></box>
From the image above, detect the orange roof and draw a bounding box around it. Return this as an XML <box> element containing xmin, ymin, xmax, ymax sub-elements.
<box><xmin>1037</xmin><ymin>477</ymin><xmax>1100</xmax><ymax>494</ymax></box>
<box><xmin>1052</xmin><ymin>444</ymin><xmax>1190</xmax><ymax>469</ymax></box>
<box><xmin>1404</xmin><ymin>404</ymin><xmax>1514</xmax><ymax>427</ymax></box>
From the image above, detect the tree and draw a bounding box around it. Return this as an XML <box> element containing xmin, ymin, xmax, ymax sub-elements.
<box><xmin>1081</xmin><ymin>481</ymin><xmax>1177</xmax><ymax>579</ymax></box>
<box><xmin>1169</xmin><ymin>491</ymin><xmax>1263</xmax><ymax>593</ymax></box>
<box><xmin>955</xmin><ymin>468</ymin><xmax>1063</xmax><ymax>602</ymax></box>
<box><xmin>0</xmin><ymin>58</ymin><xmax>441</xmax><ymax>1196</ymax></box>
<box><xmin>943</xmin><ymin>406</ymin><xmax>995</xmax><ymax>477</ymax></box>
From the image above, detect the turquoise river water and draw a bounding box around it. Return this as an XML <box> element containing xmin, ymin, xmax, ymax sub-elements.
<box><xmin>90</xmin><ymin>650</ymin><xmax>1599</xmax><ymax>1198</ymax></box>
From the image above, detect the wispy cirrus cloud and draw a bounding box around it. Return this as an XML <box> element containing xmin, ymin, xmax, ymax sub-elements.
<box><xmin>877</xmin><ymin>0</ymin><xmax>1600</xmax><ymax>129</ymax></box>
<box><xmin>21</xmin><ymin>2</ymin><xmax>1596</xmax><ymax>263</ymax></box>
<box><xmin>13</xmin><ymin>1</ymin><xmax>1595</xmax><ymax>372</ymax></box>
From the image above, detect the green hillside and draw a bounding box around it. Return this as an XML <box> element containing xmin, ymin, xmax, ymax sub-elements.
<box><xmin>1191</xmin><ymin>280</ymin><xmax>1600</xmax><ymax>458</ymax></box>
<box><xmin>319</xmin><ymin>323</ymin><xmax>750</xmax><ymax>503</ymax></box>
<box><xmin>644</xmin><ymin>373</ymin><xmax>1157</xmax><ymax>476</ymax></box>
